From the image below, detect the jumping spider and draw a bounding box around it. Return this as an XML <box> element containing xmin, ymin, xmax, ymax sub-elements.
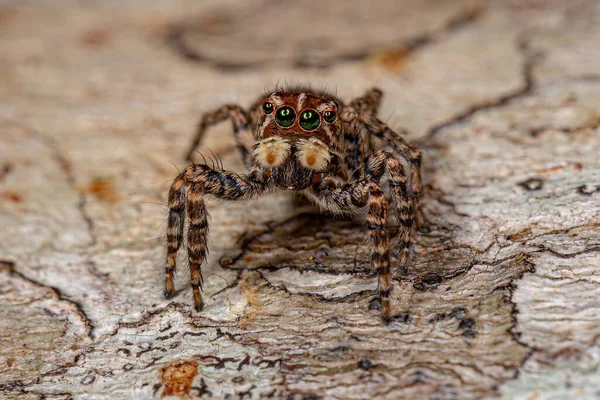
<box><xmin>165</xmin><ymin>87</ymin><xmax>425</xmax><ymax>322</ymax></box>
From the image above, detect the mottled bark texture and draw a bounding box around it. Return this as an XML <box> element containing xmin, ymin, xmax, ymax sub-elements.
<box><xmin>1</xmin><ymin>0</ymin><xmax>599</xmax><ymax>399</ymax></box>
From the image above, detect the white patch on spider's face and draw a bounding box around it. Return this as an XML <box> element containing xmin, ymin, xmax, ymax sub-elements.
<box><xmin>270</xmin><ymin>95</ymin><xmax>284</xmax><ymax>107</ymax></box>
<box><xmin>316</xmin><ymin>101</ymin><xmax>336</xmax><ymax>113</ymax></box>
<box><xmin>257</xmin><ymin>95</ymin><xmax>283</xmax><ymax>139</ymax></box>
<box><xmin>296</xmin><ymin>138</ymin><xmax>331</xmax><ymax>171</ymax></box>
<box><xmin>253</xmin><ymin>137</ymin><xmax>291</xmax><ymax>167</ymax></box>
<box><xmin>297</xmin><ymin>93</ymin><xmax>307</xmax><ymax>111</ymax></box>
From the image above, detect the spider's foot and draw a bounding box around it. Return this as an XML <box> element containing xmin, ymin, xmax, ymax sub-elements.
<box><xmin>369</xmin><ymin>297</ymin><xmax>381</xmax><ymax>310</ymax></box>
<box><xmin>369</xmin><ymin>298</ymin><xmax>392</xmax><ymax>324</ymax></box>
<box><xmin>380</xmin><ymin>298</ymin><xmax>391</xmax><ymax>324</ymax></box>
<box><xmin>193</xmin><ymin>287</ymin><xmax>204</xmax><ymax>312</ymax></box>
<box><xmin>415</xmin><ymin>209</ymin><xmax>431</xmax><ymax>233</ymax></box>
<box><xmin>418</xmin><ymin>224</ymin><xmax>431</xmax><ymax>234</ymax></box>
<box><xmin>164</xmin><ymin>275</ymin><xmax>175</xmax><ymax>299</ymax></box>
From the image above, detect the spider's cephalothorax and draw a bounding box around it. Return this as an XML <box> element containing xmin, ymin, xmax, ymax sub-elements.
<box><xmin>253</xmin><ymin>92</ymin><xmax>343</xmax><ymax>190</ymax></box>
<box><xmin>167</xmin><ymin>87</ymin><xmax>426</xmax><ymax>322</ymax></box>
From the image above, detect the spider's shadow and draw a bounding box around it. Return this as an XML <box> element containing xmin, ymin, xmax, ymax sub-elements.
<box><xmin>219</xmin><ymin>203</ymin><xmax>472</xmax><ymax>287</ymax></box>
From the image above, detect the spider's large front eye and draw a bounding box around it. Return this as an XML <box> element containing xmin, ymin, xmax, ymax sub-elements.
<box><xmin>275</xmin><ymin>107</ymin><xmax>296</xmax><ymax>128</ymax></box>
<box><xmin>324</xmin><ymin>111</ymin><xmax>336</xmax><ymax>123</ymax></box>
<box><xmin>263</xmin><ymin>102</ymin><xmax>273</xmax><ymax>114</ymax></box>
<box><xmin>299</xmin><ymin>110</ymin><xmax>320</xmax><ymax>131</ymax></box>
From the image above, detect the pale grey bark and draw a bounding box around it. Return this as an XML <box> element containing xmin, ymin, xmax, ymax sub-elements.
<box><xmin>1</xmin><ymin>1</ymin><xmax>599</xmax><ymax>399</ymax></box>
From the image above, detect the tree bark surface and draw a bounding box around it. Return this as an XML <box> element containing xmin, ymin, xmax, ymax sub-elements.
<box><xmin>1</xmin><ymin>1</ymin><xmax>599</xmax><ymax>399</ymax></box>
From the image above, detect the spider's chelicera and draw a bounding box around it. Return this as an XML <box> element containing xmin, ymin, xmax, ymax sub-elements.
<box><xmin>167</xmin><ymin>87</ymin><xmax>426</xmax><ymax>322</ymax></box>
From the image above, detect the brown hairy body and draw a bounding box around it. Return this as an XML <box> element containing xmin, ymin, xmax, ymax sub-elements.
<box><xmin>166</xmin><ymin>87</ymin><xmax>426</xmax><ymax>322</ymax></box>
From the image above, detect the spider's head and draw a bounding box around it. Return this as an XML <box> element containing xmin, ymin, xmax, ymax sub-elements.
<box><xmin>252</xmin><ymin>91</ymin><xmax>342</xmax><ymax>179</ymax></box>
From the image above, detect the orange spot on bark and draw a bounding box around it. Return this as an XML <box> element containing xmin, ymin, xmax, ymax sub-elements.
<box><xmin>80</xmin><ymin>28</ymin><xmax>113</xmax><ymax>48</ymax></box>
<box><xmin>372</xmin><ymin>47</ymin><xmax>413</xmax><ymax>71</ymax></box>
<box><xmin>3</xmin><ymin>191</ymin><xmax>22</xmax><ymax>202</ymax></box>
<box><xmin>238</xmin><ymin>275</ymin><xmax>260</xmax><ymax>329</ymax></box>
<box><xmin>84</xmin><ymin>177</ymin><xmax>119</xmax><ymax>203</ymax></box>
<box><xmin>161</xmin><ymin>360</ymin><xmax>198</xmax><ymax>397</ymax></box>
<box><xmin>506</xmin><ymin>227</ymin><xmax>532</xmax><ymax>242</ymax></box>
<box><xmin>0</xmin><ymin>9</ymin><xmax>18</xmax><ymax>29</ymax></box>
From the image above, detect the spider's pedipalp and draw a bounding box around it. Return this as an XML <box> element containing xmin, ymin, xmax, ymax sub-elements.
<box><xmin>296</xmin><ymin>138</ymin><xmax>331</xmax><ymax>171</ymax></box>
<box><xmin>252</xmin><ymin>137</ymin><xmax>292</xmax><ymax>168</ymax></box>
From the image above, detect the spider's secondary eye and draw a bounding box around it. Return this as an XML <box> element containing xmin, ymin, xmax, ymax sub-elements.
<box><xmin>324</xmin><ymin>111</ymin><xmax>336</xmax><ymax>123</ymax></box>
<box><xmin>299</xmin><ymin>110</ymin><xmax>320</xmax><ymax>131</ymax></box>
<box><xmin>263</xmin><ymin>102</ymin><xmax>274</xmax><ymax>114</ymax></box>
<box><xmin>275</xmin><ymin>107</ymin><xmax>296</xmax><ymax>128</ymax></box>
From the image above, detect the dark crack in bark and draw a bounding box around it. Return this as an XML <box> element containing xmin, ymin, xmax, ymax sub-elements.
<box><xmin>418</xmin><ymin>36</ymin><xmax>539</xmax><ymax>147</ymax></box>
<box><xmin>48</xmin><ymin>138</ymin><xmax>98</xmax><ymax>249</ymax></box>
<box><xmin>0</xmin><ymin>260</ymin><xmax>93</xmax><ymax>397</ymax></box>
<box><xmin>2</xmin><ymin>1</ymin><xmax>599</xmax><ymax>398</ymax></box>
<box><xmin>0</xmin><ymin>260</ymin><xmax>94</xmax><ymax>339</ymax></box>
<box><xmin>167</xmin><ymin>3</ymin><xmax>482</xmax><ymax>71</ymax></box>
<box><xmin>16</xmin><ymin>123</ymin><xmax>113</xmax><ymax>289</ymax></box>
<box><xmin>490</xmin><ymin>258</ymin><xmax>538</xmax><ymax>392</ymax></box>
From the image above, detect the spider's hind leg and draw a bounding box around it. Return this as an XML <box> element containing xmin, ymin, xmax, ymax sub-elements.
<box><xmin>365</xmin><ymin>150</ymin><xmax>415</xmax><ymax>277</ymax></box>
<box><xmin>350</xmin><ymin>88</ymin><xmax>383</xmax><ymax>115</ymax></box>
<box><xmin>305</xmin><ymin>177</ymin><xmax>393</xmax><ymax>322</ymax></box>
<box><xmin>359</xmin><ymin>114</ymin><xmax>429</xmax><ymax>232</ymax></box>
<box><xmin>365</xmin><ymin>183</ymin><xmax>393</xmax><ymax>322</ymax></box>
<box><xmin>339</xmin><ymin>88</ymin><xmax>384</xmax><ymax>173</ymax></box>
<box><xmin>186</xmin><ymin>104</ymin><xmax>255</xmax><ymax>167</ymax></box>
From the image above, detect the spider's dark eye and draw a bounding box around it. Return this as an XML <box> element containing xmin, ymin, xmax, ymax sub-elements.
<box><xmin>275</xmin><ymin>107</ymin><xmax>296</xmax><ymax>128</ymax></box>
<box><xmin>263</xmin><ymin>102</ymin><xmax>273</xmax><ymax>114</ymax></box>
<box><xmin>299</xmin><ymin>110</ymin><xmax>320</xmax><ymax>131</ymax></box>
<box><xmin>324</xmin><ymin>111</ymin><xmax>336</xmax><ymax>123</ymax></box>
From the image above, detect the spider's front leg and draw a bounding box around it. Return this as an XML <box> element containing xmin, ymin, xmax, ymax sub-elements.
<box><xmin>166</xmin><ymin>164</ymin><xmax>268</xmax><ymax>311</ymax></box>
<box><xmin>185</xmin><ymin>104</ymin><xmax>255</xmax><ymax>167</ymax></box>
<box><xmin>306</xmin><ymin>178</ymin><xmax>393</xmax><ymax>322</ymax></box>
